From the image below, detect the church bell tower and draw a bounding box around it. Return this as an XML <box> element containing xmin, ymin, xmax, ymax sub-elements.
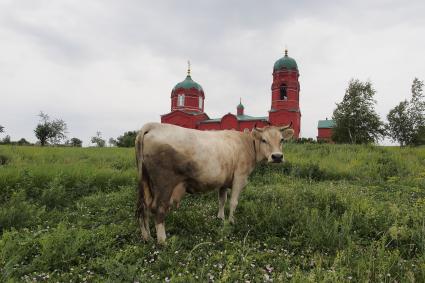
<box><xmin>268</xmin><ymin>49</ymin><xmax>301</xmax><ymax>137</ymax></box>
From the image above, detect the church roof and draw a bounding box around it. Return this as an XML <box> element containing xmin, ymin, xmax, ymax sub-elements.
<box><xmin>200</xmin><ymin>114</ymin><xmax>268</xmax><ymax>123</ymax></box>
<box><xmin>173</xmin><ymin>75</ymin><xmax>203</xmax><ymax>92</ymax></box>
<box><xmin>273</xmin><ymin>49</ymin><xmax>298</xmax><ymax>72</ymax></box>
<box><xmin>236</xmin><ymin>114</ymin><xmax>267</xmax><ymax>121</ymax></box>
<box><xmin>318</xmin><ymin>119</ymin><xmax>335</xmax><ymax>128</ymax></box>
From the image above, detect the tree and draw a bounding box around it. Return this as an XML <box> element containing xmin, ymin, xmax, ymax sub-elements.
<box><xmin>0</xmin><ymin>125</ymin><xmax>4</xmax><ymax>133</ymax></box>
<box><xmin>1</xmin><ymin>135</ymin><xmax>11</xmax><ymax>144</ymax></box>
<box><xmin>69</xmin><ymin>137</ymin><xmax>83</xmax><ymax>147</ymax></box>
<box><xmin>387</xmin><ymin>78</ymin><xmax>425</xmax><ymax>146</ymax></box>
<box><xmin>108</xmin><ymin>137</ymin><xmax>117</xmax><ymax>147</ymax></box>
<box><xmin>410</xmin><ymin>78</ymin><xmax>425</xmax><ymax>145</ymax></box>
<box><xmin>412</xmin><ymin>126</ymin><xmax>425</xmax><ymax>145</ymax></box>
<box><xmin>386</xmin><ymin>101</ymin><xmax>412</xmax><ymax>146</ymax></box>
<box><xmin>34</xmin><ymin>112</ymin><xmax>67</xmax><ymax>146</ymax></box>
<box><xmin>116</xmin><ymin>131</ymin><xmax>137</xmax><ymax>147</ymax></box>
<box><xmin>91</xmin><ymin>131</ymin><xmax>106</xmax><ymax>147</ymax></box>
<box><xmin>17</xmin><ymin>138</ymin><xmax>31</xmax><ymax>146</ymax></box>
<box><xmin>332</xmin><ymin>79</ymin><xmax>385</xmax><ymax>144</ymax></box>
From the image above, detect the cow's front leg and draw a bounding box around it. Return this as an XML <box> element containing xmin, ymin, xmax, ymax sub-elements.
<box><xmin>217</xmin><ymin>187</ymin><xmax>227</xmax><ymax>220</ymax></box>
<box><xmin>229</xmin><ymin>177</ymin><xmax>248</xmax><ymax>224</ymax></box>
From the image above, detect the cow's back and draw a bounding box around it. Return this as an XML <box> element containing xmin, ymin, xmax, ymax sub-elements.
<box><xmin>141</xmin><ymin>123</ymin><xmax>249</xmax><ymax>192</ymax></box>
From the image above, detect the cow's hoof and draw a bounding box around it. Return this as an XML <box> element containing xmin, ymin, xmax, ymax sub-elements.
<box><xmin>229</xmin><ymin>217</ymin><xmax>235</xmax><ymax>225</ymax></box>
<box><xmin>157</xmin><ymin>238</ymin><xmax>167</xmax><ymax>245</ymax></box>
<box><xmin>141</xmin><ymin>234</ymin><xmax>151</xmax><ymax>242</ymax></box>
<box><xmin>217</xmin><ymin>213</ymin><xmax>225</xmax><ymax>221</ymax></box>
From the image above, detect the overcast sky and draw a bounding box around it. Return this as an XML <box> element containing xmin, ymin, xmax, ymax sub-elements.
<box><xmin>1</xmin><ymin>0</ymin><xmax>424</xmax><ymax>145</ymax></box>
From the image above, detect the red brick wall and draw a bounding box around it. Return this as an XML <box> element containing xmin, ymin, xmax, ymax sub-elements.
<box><xmin>317</xmin><ymin>128</ymin><xmax>333</xmax><ymax>140</ymax></box>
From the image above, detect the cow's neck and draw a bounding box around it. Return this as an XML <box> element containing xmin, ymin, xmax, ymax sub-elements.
<box><xmin>252</xmin><ymin>139</ymin><xmax>257</xmax><ymax>163</ymax></box>
<box><xmin>251</xmin><ymin>137</ymin><xmax>262</xmax><ymax>165</ymax></box>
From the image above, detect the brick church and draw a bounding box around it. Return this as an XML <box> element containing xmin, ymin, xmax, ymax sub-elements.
<box><xmin>161</xmin><ymin>49</ymin><xmax>323</xmax><ymax>139</ymax></box>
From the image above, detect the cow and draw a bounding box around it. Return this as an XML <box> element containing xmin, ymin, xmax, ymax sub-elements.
<box><xmin>135</xmin><ymin>122</ymin><xmax>294</xmax><ymax>244</ymax></box>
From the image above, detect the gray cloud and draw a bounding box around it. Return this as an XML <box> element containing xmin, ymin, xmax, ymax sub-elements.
<box><xmin>0</xmin><ymin>0</ymin><xmax>424</xmax><ymax>145</ymax></box>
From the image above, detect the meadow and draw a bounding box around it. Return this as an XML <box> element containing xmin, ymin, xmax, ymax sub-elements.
<box><xmin>0</xmin><ymin>144</ymin><xmax>424</xmax><ymax>282</ymax></box>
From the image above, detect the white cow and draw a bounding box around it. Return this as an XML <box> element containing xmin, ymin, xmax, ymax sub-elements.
<box><xmin>135</xmin><ymin>122</ymin><xmax>294</xmax><ymax>243</ymax></box>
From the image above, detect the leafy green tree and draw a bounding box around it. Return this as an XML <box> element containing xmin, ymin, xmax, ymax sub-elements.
<box><xmin>412</xmin><ymin>126</ymin><xmax>425</xmax><ymax>145</ymax></box>
<box><xmin>410</xmin><ymin>78</ymin><xmax>425</xmax><ymax>145</ymax></box>
<box><xmin>387</xmin><ymin>78</ymin><xmax>425</xmax><ymax>146</ymax></box>
<box><xmin>386</xmin><ymin>101</ymin><xmax>413</xmax><ymax>146</ymax></box>
<box><xmin>91</xmin><ymin>131</ymin><xmax>106</xmax><ymax>147</ymax></box>
<box><xmin>34</xmin><ymin>112</ymin><xmax>67</xmax><ymax>146</ymax></box>
<box><xmin>17</xmin><ymin>138</ymin><xmax>31</xmax><ymax>146</ymax></box>
<box><xmin>108</xmin><ymin>137</ymin><xmax>117</xmax><ymax>147</ymax></box>
<box><xmin>116</xmin><ymin>131</ymin><xmax>137</xmax><ymax>147</ymax></box>
<box><xmin>1</xmin><ymin>135</ymin><xmax>11</xmax><ymax>144</ymax></box>
<box><xmin>69</xmin><ymin>138</ymin><xmax>83</xmax><ymax>147</ymax></box>
<box><xmin>332</xmin><ymin>79</ymin><xmax>385</xmax><ymax>144</ymax></box>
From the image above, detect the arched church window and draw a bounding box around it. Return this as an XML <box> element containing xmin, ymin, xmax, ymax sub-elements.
<box><xmin>199</xmin><ymin>97</ymin><xmax>203</xmax><ymax>109</ymax></box>
<box><xmin>280</xmin><ymin>84</ymin><xmax>288</xmax><ymax>100</ymax></box>
<box><xmin>178</xmin><ymin>94</ymin><xmax>185</xmax><ymax>106</ymax></box>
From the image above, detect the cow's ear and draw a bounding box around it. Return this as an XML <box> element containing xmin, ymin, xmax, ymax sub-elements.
<box><xmin>282</xmin><ymin>128</ymin><xmax>294</xmax><ymax>140</ymax></box>
<box><xmin>252</xmin><ymin>127</ymin><xmax>263</xmax><ymax>140</ymax></box>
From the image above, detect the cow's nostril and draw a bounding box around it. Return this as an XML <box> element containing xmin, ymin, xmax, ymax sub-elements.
<box><xmin>272</xmin><ymin>153</ymin><xmax>283</xmax><ymax>162</ymax></box>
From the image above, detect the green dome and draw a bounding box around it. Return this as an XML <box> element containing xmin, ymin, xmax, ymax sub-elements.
<box><xmin>173</xmin><ymin>75</ymin><xmax>203</xmax><ymax>92</ymax></box>
<box><xmin>273</xmin><ymin>51</ymin><xmax>298</xmax><ymax>72</ymax></box>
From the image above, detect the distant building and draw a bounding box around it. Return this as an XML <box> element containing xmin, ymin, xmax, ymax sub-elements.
<box><xmin>317</xmin><ymin>119</ymin><xmax>335</xmax><ymax>142</ymax></box>
<box><xmin>161</xmin><ymin>49</ymin><xmax>301</xmax><ymax>137</ymax></box>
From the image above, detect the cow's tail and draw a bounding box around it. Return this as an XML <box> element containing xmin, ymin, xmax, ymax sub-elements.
<box><xmin>135</xmin><ymin>125</ymin><xmax>153</xmax><ymax>223</ymax></box>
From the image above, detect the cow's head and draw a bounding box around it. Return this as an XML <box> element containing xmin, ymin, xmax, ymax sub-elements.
<box><xmin>252</xmin><ymin>123</ymin><xmax>294</xmax><ymax>163</ymax></box>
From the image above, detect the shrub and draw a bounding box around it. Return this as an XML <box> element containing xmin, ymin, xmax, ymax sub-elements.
<box><xmin>0</xmin><ymin>191</ymin><xmax>45</xmax><ymax>232</ymax></box>
<box><xmin>39</xmin><ymin>177</ymin><xmax>68</xmax><ymax>209</ymax></box>
<box><xmin>35</xmin><ymin>222</ymin><xmax>91</xmax><ymax>271</ymax></box>
<box><xmin>0</xmin><ymin>154</ymin><xmax>10</xmax><ymax>165</ymax></box>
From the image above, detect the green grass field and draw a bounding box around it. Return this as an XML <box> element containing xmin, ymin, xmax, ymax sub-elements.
<box><xmin>1</xmin><ymin>144</ymin><xmax>425</xmax><ymax>282</ymax></box>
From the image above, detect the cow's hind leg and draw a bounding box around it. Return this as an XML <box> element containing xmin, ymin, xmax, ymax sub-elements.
<box><xmin>217</xmin><ymin>187</ymin><xmax>227</xmax><ymax>220</ymax></box>
<box><xmin>154</xmin><ymin>205</ymin><xmax>168</xmax><ymax>244</ymax></box>
<box><xmin>137</xmin><ymin>179</ymin><xmax>152</xmax><ymax>241</ymax></box>
<box><xmin>139</xmin><ymin>208</ymin><xmax>151</xmax><ymax>241</ymax></box>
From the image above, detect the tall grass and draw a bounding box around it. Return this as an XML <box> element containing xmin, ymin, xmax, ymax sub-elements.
<box><xmin>0</xmin><ymin>144</ymin><xmax>424</xmax><ymax>282</ymax></box>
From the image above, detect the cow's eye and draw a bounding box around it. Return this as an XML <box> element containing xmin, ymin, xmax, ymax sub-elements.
<box><xmin>280</xmin><ymin>138</ymin><xmax>284</xmax><ymax>144</ymax></box>
<box><xmin>261</xmin><ymin>138</ymin><xmax>267</xmax><ymax>143</ymax></box>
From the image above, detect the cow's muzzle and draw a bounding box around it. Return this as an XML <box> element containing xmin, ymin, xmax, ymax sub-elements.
<box><xmin>271</xmin><ymin>153</ymin><xmax>283</xmax><ymax>163</ymax></box>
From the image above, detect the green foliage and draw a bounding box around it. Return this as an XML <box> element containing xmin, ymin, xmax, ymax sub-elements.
<box><xmin>91</xmin><ymin>131</ymin><xmax>106</xmax><ymax>147</ymax></box>
<box><xmin>116</xmin><ymin>131</ymin><xmax>137</xmax><ymax>147</ymax></box>
<box><xmin>34</xmin><ymin>111</ymin><xmax>67</xmax><ymax>146</ymax></box>
<box><xmin>332</xmin><ymin>79</ymin><xmax>385</xmax><ymax>144</ymax></box>
<box><xmin>39</xmin><ymin>176</ymin><xmax>68</xmax><ymax>209</ymax></box>
<box><xmin>387</xmin><ymin>100</ymin><xmax>412</xmax><ymax>146</ymax></box>
<box><xmin>295</xmin><ymin>137</ymin><xmax>317</xmax><ymax>144</ymax></box>
<box><xmin>0</xmin><ymin>144</ymin><xmax>424</xmax><ymax>281</ymax></box>
<box><xmin>17</xmin><ymin>138</ymin><xmax>31</xmax><ymax>146</ymax></box>
<box><xmin>0</xmin><ymin>137</ymin><xmax>32</xmax><ymax>146</ymax></box>
<box><xmin>69</xmin><ymin>137</ymin><xmax>83</xmax><ymax>147</ymax></box>
<box><xmin>0</xmin><ymin>125</ymin><xmax>4</xmax><ymax>133</ymax></box>
<box><xmin>387</xmin><ymin>78</ymin><xmax>425</xmax><ymax>146</ymax></box>
<box><xmin>0</xmin><ymin>191</ymin><xmax>45</xmax><ymax>232</ymax></box>
<box><xmin>36</xmin><ymin>222</ymin><xmax>93</xmax><ymax>270</ymax></box>
<box><xmin>0</xmin><ymin>154</ymin><xmax>9</xmax><ymax>165</ymax></box>
<box><xmin>0</xmin><ymin>135</ymin><xmax>11</xmax><ymax>145</ymax></box>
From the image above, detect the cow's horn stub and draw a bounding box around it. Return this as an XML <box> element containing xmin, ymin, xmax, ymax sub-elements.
<box><xmin>280</xmin><ymin>122</ymin><xmax>293</xmax><ymax>131</ymax></box>
<box><xmin>253</xmin><ymin>123</ymin><xmax>264</xmax><ymax>132</ymax></box>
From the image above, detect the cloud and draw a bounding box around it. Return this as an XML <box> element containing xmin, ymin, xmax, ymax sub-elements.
<box><xmin>0</xmin><ymin>0</ymin><xmax>424</xmax><ymax>145</ymax></box>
